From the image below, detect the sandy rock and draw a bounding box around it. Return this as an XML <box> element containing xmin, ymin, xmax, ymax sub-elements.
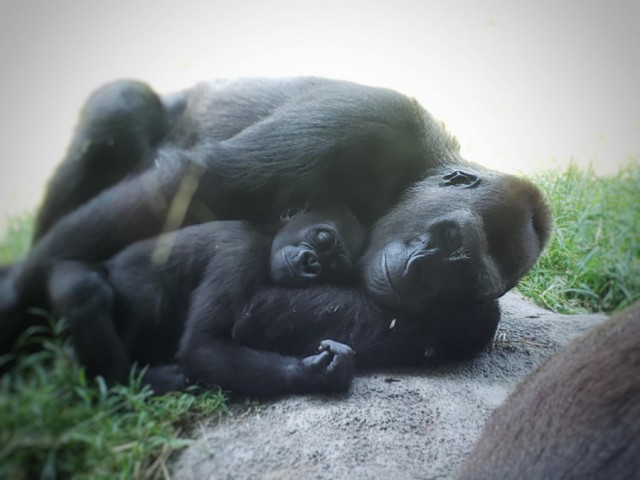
<box><xmin>172</xmin><ymin>292</ymin><xmax>607</xmax><ymax>480</ymax></box>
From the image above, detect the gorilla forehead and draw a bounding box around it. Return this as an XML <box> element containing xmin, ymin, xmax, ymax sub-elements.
<box><xmin>370</xmin><ymin>168</ymin><xmax>549</xmax><ymax>239</ymax></box>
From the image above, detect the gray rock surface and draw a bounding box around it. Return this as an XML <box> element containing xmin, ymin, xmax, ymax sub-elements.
<box><xmin>172</xmin><ymin>292</ymin><xmax>608</xmax><ymax>480</ymax></box>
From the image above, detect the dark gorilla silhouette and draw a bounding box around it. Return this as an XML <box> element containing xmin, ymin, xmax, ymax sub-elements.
<box><xmin>0</xmin><ymin>77</ymin><xmax>552</xmax><ymax>394</ymax></box>
<box><xmin>458</xmin><ymin>301</ymin><xmax>640</xmax><ymax>480</ymax></box>
<box><xmin>47</xmin><ymin>208</ymin><xmax>364</xmax><ymax>395</ymax></box>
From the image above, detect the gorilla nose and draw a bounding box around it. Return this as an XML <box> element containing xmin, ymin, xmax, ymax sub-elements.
<box><xmin>429</xmin><ymin>220</ymin><xmax>463</xmax><ymax>255</ymax></box>
<box><xmin>403</xmin><ymin>221</ymin><xmax>471</xmax><ymax>295</ymax></box>
<box><xmin>403</xmin><ymin>222</ymin><xmax>464</xmax><ymax>278</ymax></box>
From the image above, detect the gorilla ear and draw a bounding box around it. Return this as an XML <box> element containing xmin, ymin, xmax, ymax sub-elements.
<box><xmin>279</xmin><ymin>203</ymin><xmax>310</xmax><ymax>222</ymax></box>
<box><xmin>439</xmin><ymin>171</ymin><xmax>480</xmax><ymax>189</ymax></box>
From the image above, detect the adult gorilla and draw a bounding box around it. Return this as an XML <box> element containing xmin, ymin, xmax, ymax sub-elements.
<box><xmin>0</xmin><ymin>78</ymin><xmax>551</xmax><ymax>391</ymax></box>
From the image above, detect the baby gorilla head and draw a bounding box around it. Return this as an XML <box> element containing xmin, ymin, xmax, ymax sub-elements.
<box><xmin>270</xmin><ymin>208</ymin><xmax>366</xmax><ymax>287</ymax></box>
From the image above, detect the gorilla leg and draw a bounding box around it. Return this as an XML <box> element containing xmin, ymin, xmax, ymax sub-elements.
<box><xmin>34</xmin><ymin>80</ymin><xmax>169</xmax><ymax>241</ymax></box>
<box><xmin>1</xmin><ymin>81</ymin><xmax>182</xmax><ymax>356</ymax></box>
<box><xmin>47</xmin><ymin>261</ymin><xmax>131</xmax><ymax>383</ymax></box>
<box><xmin>0</xmin><ymin>159</ymin><xmax>196</xmax><ymax>356</ymax></box>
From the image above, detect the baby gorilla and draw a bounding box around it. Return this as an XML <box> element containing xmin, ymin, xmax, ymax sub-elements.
<box><xmin>47</xmin><ymin>208</ymin><xmax>365</xmax><ymax>394</ymax></box>
<box><xmin>270</xmin><ymin>207</ymin><xmax>363</xmax><ymax>287</ymax></box>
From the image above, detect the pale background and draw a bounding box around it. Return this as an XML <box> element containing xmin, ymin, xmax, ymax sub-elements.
<box><xmin>1</xmin><ymin>0</ymin><xmax>639</xmax><ymax>234</ymax></box>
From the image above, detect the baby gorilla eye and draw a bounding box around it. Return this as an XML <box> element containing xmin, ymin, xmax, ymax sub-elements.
<box><xmin>313</xmin><ymin>229</ymin><xmax>337</xmax><ymax>251</ymax></box>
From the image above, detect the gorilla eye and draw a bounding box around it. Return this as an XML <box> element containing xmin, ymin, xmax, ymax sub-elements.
<box><xmin>439</xmin><ymin>171</ymin><xmax>480</xmax><ymax>189</ymax></box>
<box><xmin>313</xmin><ymin>229</ymin><xmax>336</xmax><ymax>251</ymax></box>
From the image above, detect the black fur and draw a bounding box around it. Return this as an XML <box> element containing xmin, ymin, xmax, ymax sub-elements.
<box><xmin>233</xmin><ymin>286</ymin><xmax>502</xmax><ymax>367</ymax></box>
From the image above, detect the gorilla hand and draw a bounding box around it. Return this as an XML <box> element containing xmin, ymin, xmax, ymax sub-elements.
<box><xmin>301</xmin><ymin>339</ymin><xmax>355</xmax><ymax>392</ymax></box>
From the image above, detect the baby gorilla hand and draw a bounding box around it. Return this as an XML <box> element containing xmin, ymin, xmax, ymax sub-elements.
<box><xmin>301</xmin><ymin>339</ymin><xmax>355</xmax><ymax>392</ymax></box>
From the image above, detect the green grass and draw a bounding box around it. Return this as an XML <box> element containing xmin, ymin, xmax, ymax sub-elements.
<box><xmin>0</xmin><ymin>314</ymin><xmax>227</xmax><ymax>480</ymax></box>
<box><xmin>517</xmin><ymin>162</ymin><xmax>639</xmax><ymax>314</ymax></box>
<box><xmin>0</xmin><ymin>213</ymin><xmax>34</xmax><ymax>265</ymax></box>
<box><xmin>0</xmin><ymin>163</ymin><xmax>638</xmax><ymax>477</ymax></box>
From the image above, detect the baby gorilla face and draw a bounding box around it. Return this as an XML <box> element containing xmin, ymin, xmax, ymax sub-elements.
<box><xmin>270</xmin><ymin>208</ymin><xmax>365</xmax><ymax>287</ymax></box>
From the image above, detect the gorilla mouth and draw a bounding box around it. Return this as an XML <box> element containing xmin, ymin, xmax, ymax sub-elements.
<box><xmin>281</xmin><ymin>250</ymin><xmax>295</xmax><ymax>277</ymax></box>
<box><xmin>447</xmin><ymin>249</ymin><xmax>471</xmax><ymax>262</ymax></box>
<box><xmin>403</xmin><ymin>251</ymin><xmax>432</xmax><ymax>276</ymax></box>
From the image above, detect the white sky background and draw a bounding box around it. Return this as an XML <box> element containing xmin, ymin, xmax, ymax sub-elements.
<box><xmin>0</xmin><ymin>0</ymin><xmax>639</xmax><ymax>233</ymax></box>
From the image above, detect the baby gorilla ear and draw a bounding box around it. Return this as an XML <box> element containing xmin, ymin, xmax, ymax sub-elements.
<box><xmin>279</xmin><ymin>203</ymin><xmax>310</xmax><ymax>222</ymax></box>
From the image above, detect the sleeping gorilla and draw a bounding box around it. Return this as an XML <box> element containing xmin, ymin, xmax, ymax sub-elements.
<box><xmin>47</xmin><ymin>207</ymin><xmax>364</xmax><ymax>395</ymax></box>
<box><xmin>0</xmin><ymin>77</ymin><xmax>552</xmax><ymax>395</ymax></box>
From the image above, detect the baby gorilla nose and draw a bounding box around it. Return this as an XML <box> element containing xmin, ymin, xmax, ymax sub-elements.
<box><xmin>297</xmin><ymin>249</ymin><xmax>323</xmax><ymax>277</ymax></box>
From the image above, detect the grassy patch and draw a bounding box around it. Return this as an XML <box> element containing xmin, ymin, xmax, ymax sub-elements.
<box><xmin>0</xmin><ymin>213</ymin><xmax>34</xmax><ymax>265</ymax></box>
<box><xmin>517</xmin><ymin>162</ymin><xmax>640</xmax><ymax>313</ymax></box>
<box><xmin>0</xmin><ymin>313</ymin><xmax>227</xmax><ymax>479</ymax></box>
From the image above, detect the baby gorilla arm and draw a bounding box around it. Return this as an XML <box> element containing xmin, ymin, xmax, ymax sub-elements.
<box><xmin>178</xmin><ymin>333</ymin><xmax>355</xmax><ymax>396</ymax></box>
<box><xmin>143</xmin><ymin>341</ymin><xmax>356</xmax><ymax>397</ymax></box>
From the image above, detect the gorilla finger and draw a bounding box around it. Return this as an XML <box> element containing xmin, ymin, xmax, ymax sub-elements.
<box><xmin>302</xmin><ymin>350</ymin><xmax>332</xmax><ymax>371</ymax></box>
<box><xmin>318</xmin><ymin>339</ymin><xmax>355</xmax><ymax>356</ymax></box>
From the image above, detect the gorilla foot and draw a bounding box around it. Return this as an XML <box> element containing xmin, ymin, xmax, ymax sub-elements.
<box><xmin>142</xmin><ymin>364</ymin><xmax>187</xmax><ymax>395</ymax></box>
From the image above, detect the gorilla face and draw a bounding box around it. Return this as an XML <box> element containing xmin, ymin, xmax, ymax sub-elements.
<box><xmin>361</xmin><ymin>168</ymin><xmax>552</xmax><ymax>313</ymax></box>
<box><xmin>270</xmin><ymin>208</ymin><xmax>366</xmax><ymax>287</ymax></box>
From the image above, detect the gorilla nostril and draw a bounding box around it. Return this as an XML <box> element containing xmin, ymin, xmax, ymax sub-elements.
<box><xmin>430</xmin><ymin>221</ymin><xmax>462</xmax><ymax>253</ymax></box>
<box><xmin>405</xmin><ymin>254</ymin><xmax>440</xmax><ymax>293</ymax></box>
<box><xmin>445</xmin><ymin>226</ymin><xmax>462</xmax><ymax>250</ymax></box>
